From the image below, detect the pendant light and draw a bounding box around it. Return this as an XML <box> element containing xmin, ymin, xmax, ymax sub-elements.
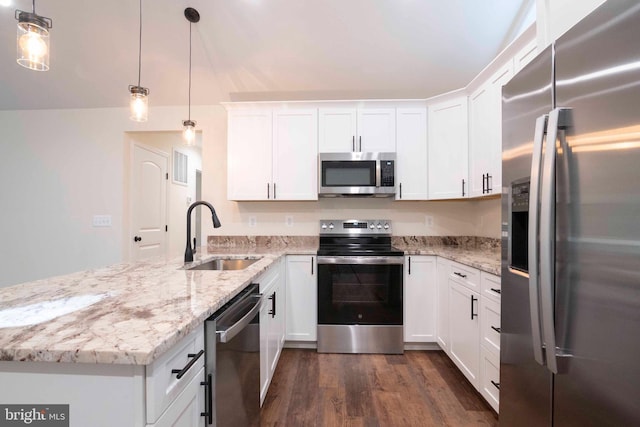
<box><xmin>128</xmin><ymin>0</ymin><xmax>149</xmax><ymax>122</ymax></box>
<box><xmin>15</xmin><ymin>0</ymin><xmax>52</xmax><ymax>71</ymax></box>
<box><xmin>183</xmin><ymin>7</ymin><xmax>200</xmax><ymax>145</ymax></box>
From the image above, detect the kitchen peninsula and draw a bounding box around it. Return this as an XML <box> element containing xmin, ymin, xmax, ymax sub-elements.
<box><xmin>0</xmin><ymin>237</ymin><xmax>498</xmax><ymax>426</ymax></box>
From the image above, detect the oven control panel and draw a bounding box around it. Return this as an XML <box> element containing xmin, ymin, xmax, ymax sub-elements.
<box><xmin>319</xmin><ymin>219</ymin><xmax>392</xmax><ymax>235</ymax></box>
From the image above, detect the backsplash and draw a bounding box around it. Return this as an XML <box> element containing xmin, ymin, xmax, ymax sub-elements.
<box><xmin>208</xmin><ymin>235</ymin><xmax>500</xmax><ymax>251</ymax></box>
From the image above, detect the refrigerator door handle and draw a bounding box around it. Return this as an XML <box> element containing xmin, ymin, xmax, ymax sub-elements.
<box><xmin>528</xmin><ymin>114</ymin><xmax>548</xmax><ymax>366</ymax></box>
<box><xmin>540</xmin><ymin>107</ymin><xmax>571</xmax><ymax>374</ymax></box>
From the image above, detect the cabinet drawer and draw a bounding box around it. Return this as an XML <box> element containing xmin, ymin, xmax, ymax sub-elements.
<box><xmin>146</xmin><ymin>326</ymin><xmax>205</xmax><ymax>424</ymax></box>
<box><xmin>448</xmin><ymin>261</ymin><xmax>480</xmax><ymax>291</ymax></box>
<box><xmin>480</xmin><ymin>346</ymin><xmax>500</xmax><ymax>413</ymax></box>
<box><xmin>147</xmin><ymin>366</ymin><xmax>205</xmax><ymax>427</ymax></box>
<box><xmin>481</xmin><ymin>272</ymin><xmax>501</xmax><ymax>302</ymax></box>
<box><xmin>480</xmin><ymin>297</ymin><xmax>501</xmax><ymax>356</ymax></box>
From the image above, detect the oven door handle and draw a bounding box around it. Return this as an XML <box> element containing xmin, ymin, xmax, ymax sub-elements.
<box><xmin>316</xmin><ymin>256</ymin><xmax>405</xmax><ymax>265</ymax></box>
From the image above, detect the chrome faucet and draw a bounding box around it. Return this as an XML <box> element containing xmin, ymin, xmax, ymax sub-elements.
<box><xmin>185</xmin><ymin>201</ymin><xmax>221</xmax><ymax>263</ymax></box>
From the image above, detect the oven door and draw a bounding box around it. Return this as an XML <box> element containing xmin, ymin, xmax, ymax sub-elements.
<box><xmin>317</xmin><ymin>256</ymin><xmax>403</xmax><ymax>325</ymax></box>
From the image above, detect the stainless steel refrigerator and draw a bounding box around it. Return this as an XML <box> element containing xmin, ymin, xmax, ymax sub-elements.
<box><xmin>500</xmin><ymin>1</ymin><xmax>640</xmax><ymax>425</ymax></box>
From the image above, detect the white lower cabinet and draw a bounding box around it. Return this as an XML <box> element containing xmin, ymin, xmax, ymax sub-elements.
<box><xmin>285</xmin><ymin>255</ymin><xmax>317</xmax><ymax>342</ymax></box>
<box><xmin>479</xmin><ymin>271</ymin><xmax>501</xmax><ymax>413</ymax></box>
<box><xmin>147</xmin><ymin>366</ymin><xmax>205</xmax><ymax>427</ymax></box>
<box><xmin>404</xmin><ymin>255</ymin><xmax>437</xmax><ymax>342</ymax></box>
<box><xmin>480</xmin><ymin>346</ymin><xmax>501</xmax><ymax>413</ymax></box>
<box><xmin>259</xmin><ymin>259</ymin><xmax>286</xmax><ymax>405</ymax></box>
<box><xmin>437</xmin><ymin>258</ymin><xmax>501</xmax><ymax>413</ymax></box>
<box><xmin>436</xmin><ymin>257</ymin><xmax>451</xmax><ymax>352</ymax></box>
<box><xmin>448</xmin><ymin>279</ymin><xmax>480</xmax><ymax>388</ymax></box>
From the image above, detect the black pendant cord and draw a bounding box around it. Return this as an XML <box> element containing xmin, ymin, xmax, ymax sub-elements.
<box><xmin>137</xmin><ymin>0</ymin><xmax>142</xmax><ymax>87</ymax></box>
<box><xmin>188</xmin><ymin>21</ymin><xmax>192</xmax><ymax>121</ymax></box>
<box><xmin>32</xmin><ymin>0</ymin><xmax>35</xmax><ymax>13</ymax></box>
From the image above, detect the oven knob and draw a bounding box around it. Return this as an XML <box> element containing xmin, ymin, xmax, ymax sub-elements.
<box><xmin>383</xmin><ymin>223</ymin><xmax>390</xmax><ymax>230</ymax></box>
<box><xmin>369</xmin><ymin>223</ymin><xmax>375</xmax><ymax>230</ymax></box>
<box><xmin>321</xmin><ymin>223</ymin><xmax>327</xmax><ymax>230</ymax></box>
<box><xmin>328</xmin><ymin>223</ymin><xmax>334</xmax><ymax>230</ymax></box>
<box><xmin>376</xmin><ymin>223</ymin><xmax>382</xmax><ymax>229</ymax></box>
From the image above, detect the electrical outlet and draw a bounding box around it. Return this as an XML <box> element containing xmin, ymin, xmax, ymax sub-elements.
<box><xmin>285</xmin><ymin>216</ymin><xmax>293</xmax><ymax>227</ymax></box>
<box><xmin>248</xmin><ymin>216</ymin><xmax>257</xmax><ymax>227</ymax></box>
<box><xmin>92</xmin><ymin>215</ymin><xmax>112</xmax><ymax>227</ymax></box>
<box><xmin>425</xmin><ymin>215</ymin><xmax>434</xmax><ymax>227</ymax></box>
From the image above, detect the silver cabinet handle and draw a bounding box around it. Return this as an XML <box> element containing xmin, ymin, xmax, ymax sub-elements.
<box><xmin>352</xmin><ymin>136</ymin><xmax>355</xmax><ymax>152</ymax></box>
<box><xmin>540</xmin><ymin>108</ymin><xmax>571</xmax><ymax>374</ymax></box>
<box><xmin>359</xmin><ymin>136</ymin><xmax>362</xmax><ymax>152</ymax></box>
<box><xmin>529</xmin><ymin>114</ymin><xmax>548</xmax><ymax>366</ymax></box>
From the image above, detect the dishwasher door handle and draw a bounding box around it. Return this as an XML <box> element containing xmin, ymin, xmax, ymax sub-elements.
<box><xmin>216</xmin><ymin>295</ymin><xmax>262</xmax><ymax>343</ymax></box>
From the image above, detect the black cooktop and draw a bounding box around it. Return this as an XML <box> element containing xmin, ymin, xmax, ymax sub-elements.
<box><xmin>317</xmin><ymin>236</ymin><xmax>404</xmax><ymax>257</ymax></box>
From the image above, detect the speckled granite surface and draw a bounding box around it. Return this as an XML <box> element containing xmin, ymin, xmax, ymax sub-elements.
<box><xmin>0</xmin><ymin>251</ymin><xmax>290</xmax><ymax>365</ymax></box>
<box><xmin>0</xmin><ymin>236</ymin><xmax>498</xmax><ymax>366</ymax></box>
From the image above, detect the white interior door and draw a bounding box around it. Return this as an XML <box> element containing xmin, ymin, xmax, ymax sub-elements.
<box><xmin>132</xmin><ymin>144</ymin><xmax>168</xmax><ymax>261</ymax></box>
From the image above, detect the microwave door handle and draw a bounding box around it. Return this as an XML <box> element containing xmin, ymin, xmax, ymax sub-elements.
<box><xmin>529</xmin><ymin>114</ymin><xmax>548</xmax><ymax>367</ymax></box>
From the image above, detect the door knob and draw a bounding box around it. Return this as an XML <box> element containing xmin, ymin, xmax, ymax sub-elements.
<box><xmin>134</xmin><ymin>236</ymin><xmax>142</xmax><ymax>242</ymax></box>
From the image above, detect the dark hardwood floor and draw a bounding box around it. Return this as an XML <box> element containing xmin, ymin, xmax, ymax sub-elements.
<box><xmin>261</xmin><ymin>349</ymin><xmax>498</xmax><ymax>427</ymax></box>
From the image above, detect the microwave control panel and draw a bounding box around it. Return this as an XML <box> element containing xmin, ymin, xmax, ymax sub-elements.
<box><xmin>380</xmin><ymin>160</ymin><xmax>395</xmax><ymax>187</ymax></box>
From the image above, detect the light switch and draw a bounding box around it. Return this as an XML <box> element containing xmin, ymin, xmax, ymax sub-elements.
<box><xmin>92</xmin><ymin>215</ymin><xmax>112</xmax><ymax>227</ymax></box>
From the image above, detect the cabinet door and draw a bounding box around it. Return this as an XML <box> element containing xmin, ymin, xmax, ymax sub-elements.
<box><xmin>285</xmin><ymin>255</ymin><xmax>317</xmax><ymax>341</ymax></box>
<box><xmin>272</xmin><ymin>109</ymin><xmax>318</xmax><ymax>200</ymax></box>
<box><xmin>404</xmin><ymin>256</ymin><xmax>437</xmax><ymax>342</ymax></box>
<box><xmin>428</xmin><ymin>96</ymin><xmax>468</xmax><ymax>199</ymax></box>
<box><xmin>448</xmin><ymin>280</ymin><xmax>480</xmax><ymax>387</ymax></box>
<box><xmin>148</xmin><ymin>366</ymin><xmax>205</xmax><ymax>427</ymax></box>
<box><xmin>227</xmin><ymin>109</ymin><xmax>273</xmax><ymax>200</ymax></box>
<box><xmin>396</xmin><ymin>108</ymin><xmax>428</xmax><ymax>200</ymax></box>
<box><xmin>469</xmin><ymin>62</ymin><xmax>513</xmax><ymax>198</ymax></box>
<box><xmin>357</xmin><ymin>108</ymin><xmax>396</xmax><ymax>152</ymax></box>
<box><xmin>513</xmin><ymin>38</ymin><xmax>538</xmax><ymax>74</ymax></box>
<box><xmin>436</xmin><ymin>258</ymin><xmax>451</xmax><ymax>352</ymax></box>
<box><xmin>318</xmin><ymin>108</ymin><xmax>357</xmax><ymax>152</ymax></box>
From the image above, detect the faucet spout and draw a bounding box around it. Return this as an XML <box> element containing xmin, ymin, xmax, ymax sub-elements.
<box><xmin>185</xmin><ymin>201</ymin><xmax>222</xmax><ymax>263</ymax></box>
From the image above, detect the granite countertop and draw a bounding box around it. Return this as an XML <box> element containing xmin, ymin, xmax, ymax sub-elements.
<box><xmin>0</xmin><ymin>248</ymin><xmax>310</xmax><ymax>366</ymax></box>
<box><xmin>0</xmin><ymin>236</ymin><xmax>499</xmax><ymax>366</ymax></box>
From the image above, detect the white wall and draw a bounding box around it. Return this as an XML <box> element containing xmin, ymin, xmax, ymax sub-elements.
<box><xmin>0</xmin><ymin>104</ymin><xmax>499</xmax><ymax>288</ymax></box>
<box><xmin>0</xmin><ymin>105</ymin><xmax>216</xmax><ymax>288</ymax></box>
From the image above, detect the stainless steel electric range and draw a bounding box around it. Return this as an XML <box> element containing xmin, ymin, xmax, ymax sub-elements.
<box><xmin>316</xmin><ymin>219</ymin><xmax>404</xmax><ymax>354</ymax></box>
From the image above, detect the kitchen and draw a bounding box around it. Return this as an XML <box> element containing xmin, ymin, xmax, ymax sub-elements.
<box><xmin>2</xmin><ymin>0</ymin><xmax>639</xmax><ymax>426</ymax></box>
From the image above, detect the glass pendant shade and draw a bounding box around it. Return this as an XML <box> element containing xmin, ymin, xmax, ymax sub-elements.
<box><xmin>16</xmin><ymin>12</ymin><xmax>51</xmax><ymax>71</ymax></box>
<box><xmin>183</xmin><ymin>120</ymin><xmax>196</xmax><ymax>145</ymax></box>
<box><xmin>129</xmin><ymin>86</ymin><xmax>149</xmax><ymax>122</ymax></box>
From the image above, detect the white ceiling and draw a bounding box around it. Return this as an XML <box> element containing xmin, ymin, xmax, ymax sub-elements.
<box><xmin>0</xmin><ymin>0</ymin><xmax>534</xmax><ymax>111</ymax></box>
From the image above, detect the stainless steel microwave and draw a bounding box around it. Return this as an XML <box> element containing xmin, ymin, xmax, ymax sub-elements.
<box><xmin>318</xmin><ymin>152</ymin><xmax>396</xmax><ymax>197</ymax></box>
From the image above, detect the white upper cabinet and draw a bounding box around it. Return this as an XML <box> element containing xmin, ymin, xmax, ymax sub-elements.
<box><xmin>272</xmin><ymin>109</ymin><xmax>318</xmax><ymax>200</ymax></box>
<box><xmin>395</xmin><ymin>107</ymin><xmax>428</xmax><ymax>200</ymax></box>
<box><xmin>428</xmin><ymin>95</ymin><xmax>469</xmax><ymax>200</ymax></box>
<box><xmin>227</xmin><ymin>107</ymin><xmax>318</xmax><ymax>201</ymax></box>
<box><xmin>468</xmin><ymin>61</ymin><xmax>513</xmax><ymax>198</ymax></box>
<box><xmin>513</xmin><ymin>38</ymin><xmax>538</xmax><ymax>74</ymax></box>
<box><xmin>319</xmin><ymin>107</ymin><xmax>396</xmax><ymax>153</ymax></box>
<box><xmin>318</xmin><ymin>108</ymin><xmax>357</xmax><ymax>152</ymax></box>
<box><xmin>356</xmin><ymin>108</ymin><xmax>396</xmax><ymax>152</ymax></box>
<box><xmin>227</xmin><ymin>109</ymin><xmax>274</xmax><ymax>201</ymax></box>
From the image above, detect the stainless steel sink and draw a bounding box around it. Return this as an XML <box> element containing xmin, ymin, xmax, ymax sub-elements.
<box><xmin>186</xmin><ymin>257</ymin><xmax>261</xmax><ymax>271</ymax></box>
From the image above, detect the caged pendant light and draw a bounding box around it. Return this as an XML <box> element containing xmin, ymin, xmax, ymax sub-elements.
<box><xmin>128</xmin><ymin>0</ymin><xmax>149</xmax><ymax>122</ymax></box>
<box><xmin>15</xmin><ymin>0</ymin><xmax>52</xmax><ymax>71</ymax></box>
<box><xmin>182</xmin><ymin>7</ymin><xmax>200</xmax><ymax>146</ymax></box>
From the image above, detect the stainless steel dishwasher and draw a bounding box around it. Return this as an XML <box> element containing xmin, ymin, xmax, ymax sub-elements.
<box><xmin>204</xmin><ymin>284</ymin><xmax>261</xmax><ymax>426</ymax></box>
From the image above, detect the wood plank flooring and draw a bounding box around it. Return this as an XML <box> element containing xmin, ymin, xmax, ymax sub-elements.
<box><xmin>261</xmin><ymin>349</ymin><xmax>498</xmax><ymax>427</ymax></box>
